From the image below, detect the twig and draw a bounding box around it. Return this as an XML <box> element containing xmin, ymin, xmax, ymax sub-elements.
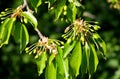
<box><xmin>35</xmin><ymin>28</ymin><xmax>44</xmax><ymax>40</ymax></box>
<box><xmin>22</xmin><ymin>0</ymin><xmax>33</xmax><ymax>13</ymax></box>
<box><xmin>22</xmin><ymin>0</ymin><xmax>27</xmax><ymax>9</ymax></box>
<box><xmin>22</xmin><ymin>0</ymin><xmax>45</xmax><ymax>40</ymax></box>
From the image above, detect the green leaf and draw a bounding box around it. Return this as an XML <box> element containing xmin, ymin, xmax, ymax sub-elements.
<box><xmin>80</xmin><ymin>45</ymin><xmax>87</xmax><ymax>74</ymax></box>
<box><xmin>13</xmin><ymin>22</ymin><xmax>29</xmax><ymax>52</ymax></box>
<box><xmin>13</xmin><ymin>22</ymin><xmax>21</xmax><ymax>43</ymax></box>
<box><xmin>63</xmin><ymin>58</ymin><xmax>69</xmax><ymax>79</ymax></box>
<box><xmin>22</xmin><ymin>11</ymin><xmax>38</xmax><ymax>30</ymax></box>
<box><xmin>56</xmin><ymin>53</ymin><xmax>65</xmax><ymax>79</ymax></box>
<box><xmin>36</xmin><ymin>0</ymin><xmax>42</xmax><ymax>8</ymax></box>
<box><xmin>20</xmin><ymin>24</ymin><xmax>29</xmax><ymax>51</ymax></box>
<box><xmin>36</xmin><ymin>52</ymin><xmax>47</xmax><ymax>76</ymax></box>
<box><xmin>67</xmin><ymin>3</ymin><xmax>77</xmax><ymax>22</ymax></box>
<box><xmin>55</xmin><ymin>0</ymin><xmax>66</xmax><ymax>20</ymax></box>
<box><xmin>56</xmin><ymin>46</ymin><xmax>69</xmax><ymax>79</ymax></box>
<box><xmin>67</xmin><ymin>4</ymin><xmax>72</xmax><ymax>22</ymax></box>
<box><xmin>85</xmin><ymin>42</ymin><xmax>91</xmax><ymax>72</ymax></box>
<box><xmin>45</xmin><ymin>61</ymin><xmax>56</xmax><ymax>79</ymax></box>
<box><xmin>89</xmin><ymin>44</ymin><xmax>99</xmax><ymax>74</ymax></box>
<box><xmin>29</xmin><ymin>0</ymin><xmax>42</xmax><ymax>12</ymax></box>
<box><xmin>0</xmin><ymin>18</ymin><xmax>10</xmax><ymax>41</ymax></box>
<box><xmin>56</xmin><ymin>47</ymin><xmax>69</xmax><ymax>79</ymax></box>
<box><xmin>48</xmin><ymin>54</ymin><xmax>55</xmax><ymax>65</ymax></box>
<box><xmin>57</xmin><ymin>46</ymin><xmax>63</xmax><ymax>57</ymax></box>
<box><xmin>0</xmin><ymin>18</ymin><xmax>15</xmax><ymax>47</ymax></box>
<box><xmin>69</xmin><ymin>41</ymin><xmax>82</xmax><ymax>77</ymax></box>
<box><xmin>93</xmin><ymin>33</ymin><xmax>107</xmax><ymax>57</ymax></box>
<box><xmin>63</xmin><ymin>40</ymin><xmax>76</xmax><ymax>58</ymax></box>
<box><xmin>84</xmin><ymin>42</ymin><xmax>90</xmax><ymax>73</ymax></box>
<box><xmin>49</xmin><ymin>0</ymin><xmax>56</xmax><ymax>6</ymax></box>
<box><xmin>72</xmin><ymin>4</ymin><xmax>77</xmax><ymax>22</ymax></box>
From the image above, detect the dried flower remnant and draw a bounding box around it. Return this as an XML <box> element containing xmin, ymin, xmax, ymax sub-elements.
<box><xmin>62</xmin><ymin>18</ymin><xmax>101</xmax><ymax>45</ymax></box>
<box><xmin>11</xmin><ymin>5</ymin><xmax>23</xmax><ymax>18</ymax></box>
<box><xmin>0</xmin><ymin>6</ymin><xmax>23</xmax><ymax>21</ymax></box>
<box><xmin>25</xmin><ymin>37</ymin><xmax>60</xmax><ymax>59</ymax></box>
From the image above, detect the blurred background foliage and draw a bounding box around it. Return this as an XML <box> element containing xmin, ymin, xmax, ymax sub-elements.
<box><xmin>0</xmin><ymin>0</ymin><xmax>120</xmax><ymax>79</ymax></box>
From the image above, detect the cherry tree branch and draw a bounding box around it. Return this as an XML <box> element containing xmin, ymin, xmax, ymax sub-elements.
<box><xmin>35</xmin><ymin>28</ymin><xmax>44</xmax><ymax>40</ymax></box>
<box><xmin>22</xmin><ymin>0</ymin><xmax>45</xmax><ymax>40</ymax></box>
<box><xmin>22</xmin><ymin>0</ymin><xmax>27</xmax><ymax>7</ymax></box>
<box><xmin>22</xmin><ymin>0</ymin><xmax>33</xmax><ymax>13</ymax></box>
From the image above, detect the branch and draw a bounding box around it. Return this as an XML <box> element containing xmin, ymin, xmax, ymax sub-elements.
<box><xmin>35</xmin><ymin>28</ymin><xmax>44</xmax><ymax>40</ymax></box>
<box><xmin>22</xmin><ymin>0</ymin><xmax>45</xmax><ymax>40</ymax></box>
<box><xmin>22</xmin><ymin>0</ymin><xmax>33</xmax><ymax>13</ymax></box>
<box><xmin>22</xmin><ymin>0</ymin><xmax>27</xmax><ymax>9</ymax></box>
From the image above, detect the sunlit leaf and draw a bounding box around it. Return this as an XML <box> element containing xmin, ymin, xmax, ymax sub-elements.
<box><xmin>55</xmin><ymin>0</ymin><xmax>66</xmax><ymax>20</ymax></box>
<box><xmin>0</xmin><ymin>18</ymin><xmax>15</xmax><ymax>47</ymax></box>
<box><xmin>56</xmin><ymin>46</ymin><xmax>69</xmax><ymax>79</ymax></box>
<box><xmin>63</xmin><ymin>58</ymin><xmax>69</xmax><ymax>79</ymax></box>
<box><xmin>69</xmin><ymin>41</ymin><xmax>82</xmax><ymax>77</ymax></box>
<box><xmin>0</xmin><ymin>18</ymin><xmax>10</xmax><ymax>41</ymax></box>
<box><xmin>36</xmin><ymin>52</ymin><xmax>47</xmax><ymax>76</ymax></box>
<box><xmin>63</xmin><ymin>40</ymin><xmax>76</xmax><ymax>58</ymax></box>
<box><xmin>84</xmin><ymin>42</ymin><xmax>90</xmax><ymax>73</ymax></box>
<box><xmin>29</xmin><ymin>0</ymin><xmax>42</xmax><ymax>12</ymax></box>
<box><xmin>57</xmin><ymin>46</ymin><xmax>63</xmax><ymax>57</ymax></box>
<box><xmin>36</xmin><ymin>0</ymin><xmax>42</xmax><ymax>8</ymax></box>
<box><xmin>22</xmin><ymin>11</ymin><xmax>38</xmax><ymax>30</ymax></box>
<box><xmin>72</xmin><ymin>5</ymin><xmax>77</xmax><ymax>22</ymax></box>
<box><xmin>56</xmin><ymin>53</ymin><xmax>65</xmax><ymax>79</ymax></box>
<box><xmin>67</xmin><ymin>3</ymin><xmax>77</xmax><ymax>22</ymax></box>
<box><xmin>45</xmin><ymin>61</ymin><xmax>56</xmax><ymax>79</ymax></box>
<box><xmin>48</xmin><ymin>54</ymin><xmax>55</xmax><ymax>65</ymax></box>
